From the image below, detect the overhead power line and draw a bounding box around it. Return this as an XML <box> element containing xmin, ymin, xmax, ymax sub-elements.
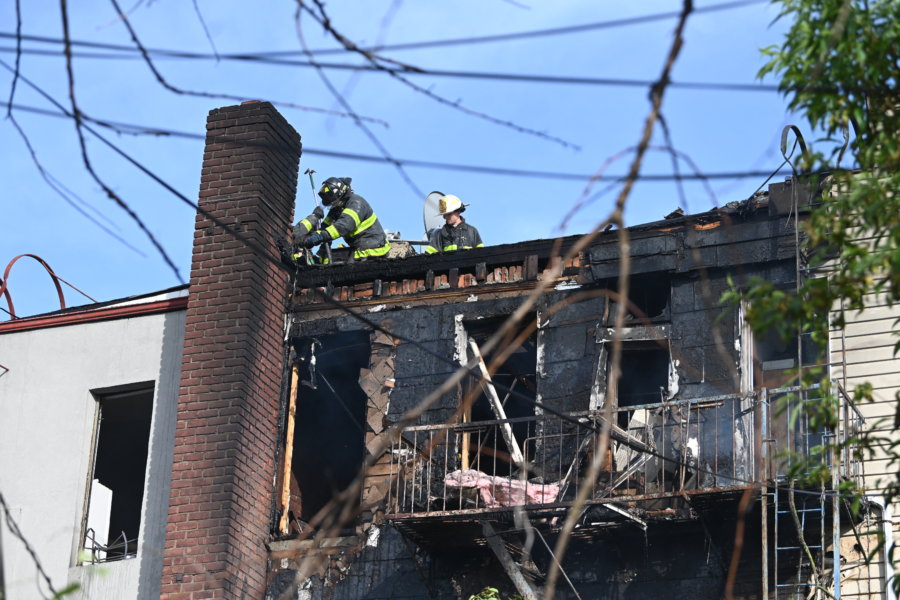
<box><xmin>0</xmin><ymin>43</ymin><xmax>777</xmax><ymax>92</ymax></box>
<box><xmin>4</xmin><ymin>101</ymin><xmax>792</xmax><ymax>183</ymax></box>
<box><xmin>0</xmin><ymin>0</ymin><xmax>770</xmax><ymax>61</ymax></box>
<box><xmin>0</xmin><ymin>37</ymin><xmax>780</xmax><ymax>93</ymax></box>
<box><xmin>224</xmin><ymin>0</ymin><xmax>772</xmax><ymax>56</ymax></box>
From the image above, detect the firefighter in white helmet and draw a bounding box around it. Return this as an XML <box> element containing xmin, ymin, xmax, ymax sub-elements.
<box><xmin>424</xmin><ymin>194</ymin><xmax>484</xmax><ymax>254</ymax></box>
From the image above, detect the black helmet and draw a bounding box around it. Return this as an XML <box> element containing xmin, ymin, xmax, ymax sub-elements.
<box><xmin>318</xmin><ymin>177</ymin><xmax>352</xmax><ymax>206</ymax></box>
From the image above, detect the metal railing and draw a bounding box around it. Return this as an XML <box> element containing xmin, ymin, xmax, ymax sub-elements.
<box><xmin>384</xmin><ymin>384</ymin><xmax>863</xmax><ymax>518</ymax></box>
<box><xmin>81</xmin><ymin>529</ymin><xmax>137</xmax><ymax>564</ymax></box>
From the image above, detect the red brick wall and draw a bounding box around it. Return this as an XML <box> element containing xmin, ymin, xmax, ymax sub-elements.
<box><xmin>161</xmin><ymin>102</ymin><xmax>301</xmax><ymax>599</ymax></box>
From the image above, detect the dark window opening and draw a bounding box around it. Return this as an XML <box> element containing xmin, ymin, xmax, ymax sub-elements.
<box><xmin>612</xmin><ymin>273</ymin><xmax>670</xmax><ymax>321</ymax></box>
<box><xmin>616</xmin><ymin>344</ymin><xmax>669</xmax><ymax>429</ymax></box>
<box><xmin>464</xmin><ymin>318</ymin><xmax>537</xmax><ymax>476</ymax></box>
<box><xmin>293</xmin><ymin>331</ymin><xmax>369</xmax><ymax>525</ymax></box>
<box><xmin>757</xmin><ymin>327</ymin><xmax>797</xmax><ymax>371</ymax></box>
<box><xmin>83</xmin><ymin>385</ymin><xmax>154</xmax><ymax>563</ymax></box>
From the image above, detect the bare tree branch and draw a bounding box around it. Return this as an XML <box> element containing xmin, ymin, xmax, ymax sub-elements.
<box><xmin>294</xmin><ymin>1</ymin><xmax>425</xmax><ymax>198</ymax></box>
<box><xmin>556</xmin><ymin>144</ymin><xmax>715</xmax><ymax>233</ymax></box>
<box><xmin>303</xmin><ymin>0</ymin><xmax>581</xmax><ymax>150</ymax></box>
<box><xmin>190</xmin><ymin>0</ymin><xmax>220</xmax><ymax>62</ymax></box>
<box><xmin>105</xmin><ymin>0</ymin><xmax>389</xmax><ymax>126</ymax></box>
<box><xmin>0</xmin><ymin>489</ymin><xmax>61</xmax><ymax>598</ymax></box>
<box><xmin>60</xmin><ymin>0</ymin><xmax>184</xmax><ymax>282</ymax></box>
<box><xmin>5</xmin><ymin>0</ymin><xmax>22</xmax><ymax>118</ymax></box>
<box><xmin>326</xmin><ymin>0</ymin><xmax>402</xmax><ymax>114</ymax></box>
<box><xmin>544</xmin><ymin>2</ymin><xmax>694</xmax><ymax>596</ymax></box>
<box><xmin>658</xmin><ymin>112</ymin><xmax>689</xmax><ymax>209</ymax></box>
<box><xmin>6</xmin><ymin>112</ymin><xmax>146</xmax><ymax>256</ymax></box>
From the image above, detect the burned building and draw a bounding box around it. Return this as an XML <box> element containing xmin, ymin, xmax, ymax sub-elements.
<box><xmin>1</xmin><ymin>102</ymin><xmax>896</xmax><ymax>600</ymax></box>
<box><xmin>266</xmin><ymin>187</ymin><xmax>879</xmax><ymax>599</ymax></box>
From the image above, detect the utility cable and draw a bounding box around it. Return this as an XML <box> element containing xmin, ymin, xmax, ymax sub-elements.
<box><xmin>0</xmin><ymin>0</ymin><xmax>770</xmax><ymax>59</ymax></box>
<box><xmin>300</xmin><ymin>0</ymin><xmax>770</xmax><ymax>55</ymax></box>
<box><xmin>56</xmin><ymin>4</ymin><xmax>184</xmax><ymax>284</ymax></box>
<box><xmin>0</xmin><ymin>41</ymin><xmax>781</xmax><ymax>92</ymax></box>
<box><xmin>6</xmin><ymin>43</ymin><xmax>889</xmax><ymax>96</ymax></box>
<box><xmin>0</xmin><ymin>67</ymin><xmax>849</xmax><ymax>504</ymax></box>
<box><xmin>2</xmin><ymin>101</ymin><xmax>793</xmax><ymax>183</ymax></box>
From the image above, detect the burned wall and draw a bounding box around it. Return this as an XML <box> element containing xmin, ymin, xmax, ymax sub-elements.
<box><xmin>537</xmin><ymin>291</ymin><xmax>608</xmax><ymax>414</ymax></box>
<box><xmin>276</xmin><ymin>207</ymin><xmax>804</xmax><ymax>599</ymax></box>
<box><xmin>670</xmin><ymin>270</ymin><xmax>741</xmax><ymax>399</ymax></box>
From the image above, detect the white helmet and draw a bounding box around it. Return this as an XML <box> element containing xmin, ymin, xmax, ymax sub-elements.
<box><xmin>437</xmin><ymin>194</ymin><xmax>468</xmax><ymax>216</ymax></box>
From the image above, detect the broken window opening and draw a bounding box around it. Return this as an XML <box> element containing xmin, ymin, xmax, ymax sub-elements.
<box><xmin>463</xmin><ymin>317</ymin><xmax>537</xmax><ymax>477</ymax></box>
<box><xmin>81</xmin><ymin>384</ymin><xmax>154</xmax><ymax>564</ymax></box>
<box><xmin>605</xmin><ymin>273</ymin><xmax>671</xmax><ymax>322</ymax></box>
<box><xmin>292</xmin><ymin>331</ymin><xmax>369</xmax><ymax>528</ymax></box>
<box><xmin>614</xmin><ymin>343</ymin><xmax>670</xmax><ymax>429</ymax></box>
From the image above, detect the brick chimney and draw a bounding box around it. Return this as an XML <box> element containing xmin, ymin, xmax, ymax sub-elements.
<box><xmin>161</xmin><ymin>102</ymin><xmax>300</xmax><ymax>598</ymax></box>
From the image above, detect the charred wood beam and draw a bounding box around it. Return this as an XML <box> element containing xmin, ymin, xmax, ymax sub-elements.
<box><xmin>468</xmin><ymin>339</ymin><xmax>526</xmax><ymax>468</ymax></box>
<box><xmin>481</xmin><ymin>521</ymin><xmax>538</xmax><ymax>600</ymax></box>
<box><xmin>296</xmin><ymin>236</ymin><xmax>584</xmax><ymax>288</ymax></box>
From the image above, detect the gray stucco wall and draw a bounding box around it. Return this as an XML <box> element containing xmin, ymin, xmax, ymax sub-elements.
<box><xmin>0</xmin><ymin>307</ymin><xmax>184</xmax><ymax>600</ymax></box>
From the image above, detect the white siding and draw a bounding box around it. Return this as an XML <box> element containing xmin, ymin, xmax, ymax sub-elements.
<box><xmin>830</xmin><ymin>270</ymin><xmax>899</xmax><ymax>599</ymax></box>
<box><xmin>0</xmin><ymin>310</ymin><xmax>184</xmax><ymax>600</ymax></box>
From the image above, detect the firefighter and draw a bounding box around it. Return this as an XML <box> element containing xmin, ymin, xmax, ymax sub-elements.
<box><xmin>424</xmin><ymin>194</ymin><xmax>484</xmax><ymax>254</ymax></box>
<box><xmin>293</xmin><ymin>177</ymin><xmax>391</xmax><ymax>261</ymax></box>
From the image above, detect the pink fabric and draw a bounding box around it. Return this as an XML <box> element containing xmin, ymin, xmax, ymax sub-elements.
<box><xmin>444</xmin><ymin>469</ymin><xmax>560</xmax><ymax>508</ymax></box>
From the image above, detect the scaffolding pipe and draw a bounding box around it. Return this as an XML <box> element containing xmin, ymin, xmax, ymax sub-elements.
<box><xmin>869</xmin><ymin>496</ymin><xmax>897</xmax><ymax>600</ymax></box>
<box><xmin>833</xmin><ymin>444</ymin><xmax>841</xmax><ymax>599</ymax></box>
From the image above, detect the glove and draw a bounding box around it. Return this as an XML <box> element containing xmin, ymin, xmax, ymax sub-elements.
<box><xmin>300</xmin><ymin>232</ymin><xmax>325</xmax><ymax>248</ymax></box>
<box><xmin>312</xmin><ymin>206</ymin><xmax>325</xmax><ymax>220</ymax></box>
<box><xmin>276</xmin><ymin>238</ymin><xmax>296</xmax><ymax>267</ymax></box>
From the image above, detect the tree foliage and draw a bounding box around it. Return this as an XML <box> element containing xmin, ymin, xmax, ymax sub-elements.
<box><xmin>735</xmin><ymin>0</ymin><xmax>899</xmax><ymax>497</ymax></box>
<box><xmin>727</xmin><ymin>3</ymin><xmax>900</xmax><ymax>589</ymax></box>
<box><xmin>757</xmin><ymin>0</ymin><xmax>899</xmax><ymax>315</ymax></box>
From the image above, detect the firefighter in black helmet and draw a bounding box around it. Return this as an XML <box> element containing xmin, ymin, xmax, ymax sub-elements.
<box><xmin>293</xmin><ymin>177</ymin><xmax>391</xmax><ymax>261</ymax></box>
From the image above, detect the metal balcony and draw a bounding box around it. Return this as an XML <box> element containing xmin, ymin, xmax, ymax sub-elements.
<box><xmin>382</xmin><ymin>384</ymin><xmax>863</xmax><ymax>526</ymax></box>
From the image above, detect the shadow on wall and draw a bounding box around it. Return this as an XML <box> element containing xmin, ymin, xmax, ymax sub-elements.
<box><xmin>136</xmin><ymin>309</ymin><xmax>184</xmax><ymax>599</ymax></box>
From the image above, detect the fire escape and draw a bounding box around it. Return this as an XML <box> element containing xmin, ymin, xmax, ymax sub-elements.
<box><xmin>383</xmin><ymin>380</ymin><xmax>863</xmax><ymax>598</ymax></box>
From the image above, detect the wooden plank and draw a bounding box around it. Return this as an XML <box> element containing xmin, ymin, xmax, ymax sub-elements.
<box><xmin>364</xmin><ymin>462</ymin><xmax>399</xmax><ymax>477</ymax></box>
<box><xmin>279</xmin><ymin>364</ymin><xmax>300</xmax><ymax>534</ymax></box>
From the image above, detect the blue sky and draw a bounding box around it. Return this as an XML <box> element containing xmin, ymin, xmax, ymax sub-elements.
<box><xmin>1</xmin><ymin>0</ymin><xmax>799</xmax><ymax>317</ymax></box>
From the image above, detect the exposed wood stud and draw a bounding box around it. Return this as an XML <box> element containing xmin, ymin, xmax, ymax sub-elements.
<box><xmin>279</xmin><ymin>364</ymin><xmax>300</xmax><ymax>534</ymax></box>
